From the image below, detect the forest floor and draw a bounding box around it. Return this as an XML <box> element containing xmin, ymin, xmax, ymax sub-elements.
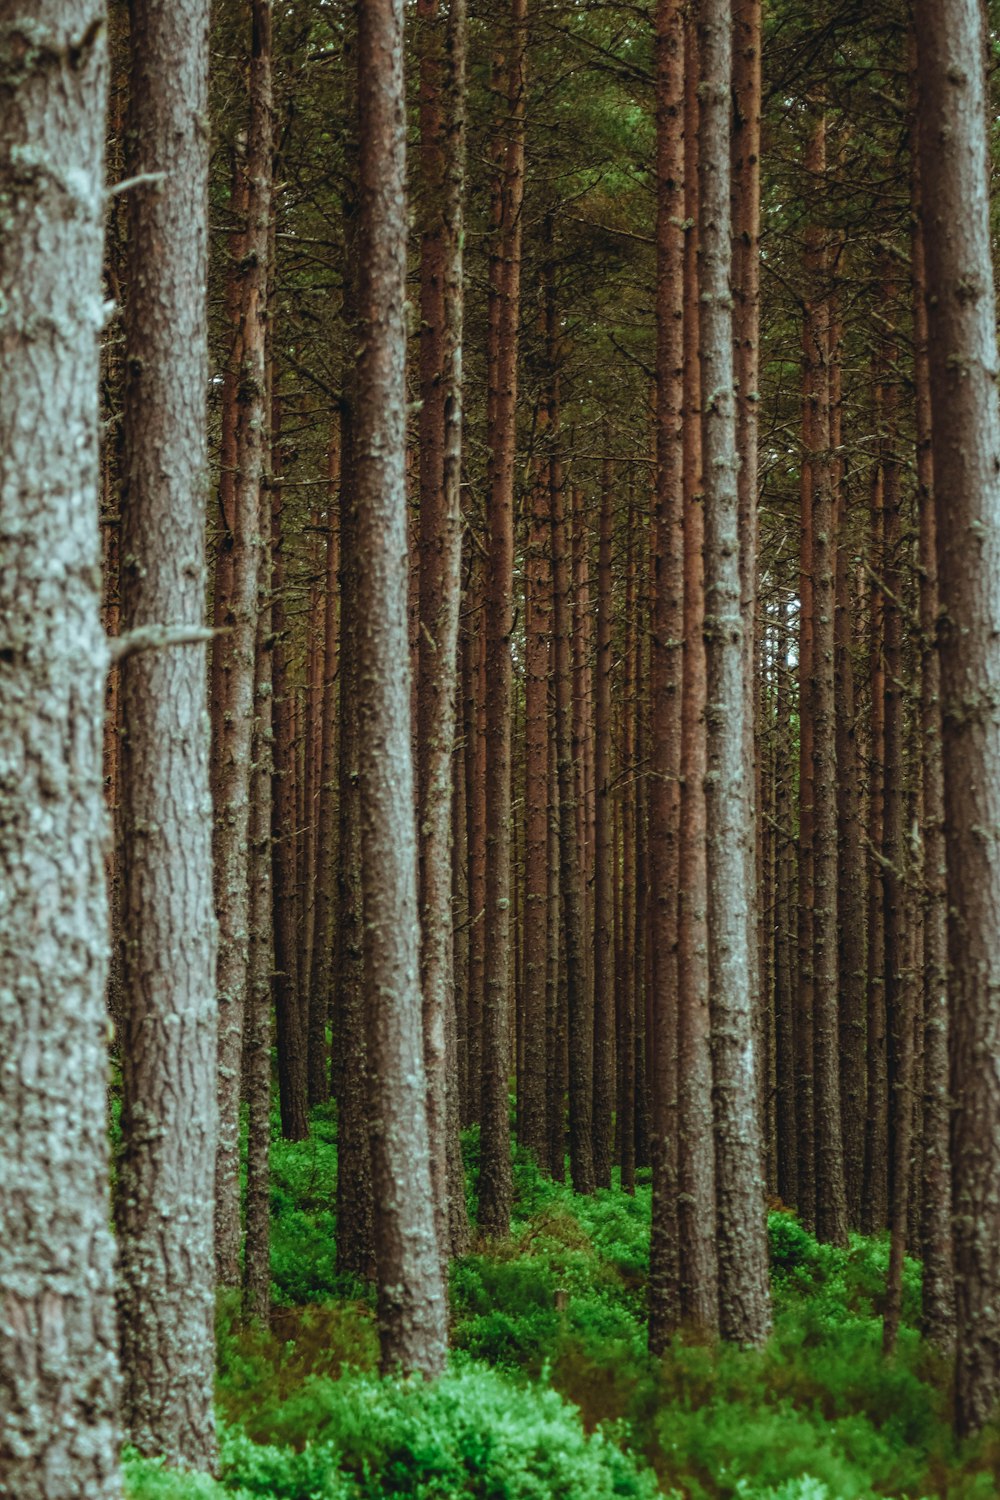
<box><xmin>123</xmin><ymin>1107</ymin><xmax>1000</xmax><ymax>1500</ymax></box>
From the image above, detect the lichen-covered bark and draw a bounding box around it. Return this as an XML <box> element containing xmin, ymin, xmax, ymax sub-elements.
<box><xmin>355</xmin><ymin>0</ymin><xmax>448</xmax><ymax>1374</ymax></box>
<box><xmin>696</xmin><ymin>0</ymin><xmax>771</xmax><ymax>1347</ymax></box>
<box><xmin>914</xmin><ymin>0</ymin><xmax>1000</xmax><ymax>1435</ymax></box>
<box><xmin>0</xmin><ymin>6</ymin><xmax>121</xmax><ymax>1493</ymax></box>
<box><xmin>115</xmin><ymin>0</ymin><xmax>217</xmax><ymax>1467</ymax></box>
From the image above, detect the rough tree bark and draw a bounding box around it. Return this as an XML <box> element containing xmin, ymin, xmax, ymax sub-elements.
<box><xmin>731</xmin><ymin>0</ymin><xmax>764</xmax><ymax>1162</ymax></box>
<box><xmin>271</xmin><ymin>395</ymin><xmax>309</xmax><ymax>1142</ymax></box>
<box><xmin>308</xmin><ymin>428</ymin><xmax>341</xmax><ymax>1092</ymax></box>
<box><xmin>335</xmin><ymin>20</ymin><xmax>375</xmax><ymax>1276</ymax></box>
<box><xmin>115</xmin><ymin>0</ymin><xmax>217</xmax><ymax>1465</ymax></box>
<box><xmin>677</xmin><ymin>7</ymin><xmax>717</xmax><ymax>1334</ymax></box>
<box><xmin>549</xmin><ymin>271</ymin><xmax>595</xmax><ymax>1196</ymax></box>
<box><xmin>804</xmin><ymin>113</ymin><xmax>848</xmax><ymax>1249</ymax></box>
<box><xmin>244</xmin><ymin>593</ymin><xmax>274</xmax><ymax>1323</ymax></box>
<box><xmin>591</xmin><ymin>453</ymin><xmax>616</xmax><ymax>1187</ymax></box>
<box><xmin>479</xmin><ymin>0</ymin><xmax>527</xmax><ymax>1238</ymax></box>
<box><xmin>910</xmin><ymin>141</ymin><xmax>955</xmax><ymax>1353</ymax></box>
<box><xmin>0</xmin><ymin>5</ymin><xmax>121</xmax><ymax>1492</ymax></box>
<box><xmin>696</xmin><ymin>0</ymin><xmax>771</xmax><ymax>1346</ymax></box>
<box><xmin>416</xmin><ymin>0</ymin><xmax>470</xmax><ymax>1262</ymax></box>
<box><xmin>647</xmin><ymin>0</ymin><xmax>684</xmax><ymax>1353</ymax></box>
<box><xmin>523</xmin><ymin>460</ymin><xmax>552</xmax><ymax>1161</ymax></box>
<box><xmin>914</xmin><ymin>0</ymin><xmax>1000</xmax><ymax>1434</ymax></box>
<box><xmin>213</xmin><ymin>0</ymin><xmax>271</xmax><ymax>1282</ymax></box>
<box><xmin>355</xmin><ymin>0</ymin><xmax>448</xmax><ymax>1373</ymax></box>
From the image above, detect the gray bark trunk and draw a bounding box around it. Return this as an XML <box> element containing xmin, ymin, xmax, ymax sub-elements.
<box><xmin>356</xmin><ymin>0</ymin><xmax>448</xmax><ymax>1374</ymax></box>
<box><xmin>0</xmin><ymin>6</ymin><xmax>121</xmax><ymax>1493</ymax></box>
<box><xmin>696</xmin><ymin>0</ymin><xmax>771</xmax><ymax>1347</ymax></box>
<box><xmin>115</xmin><ymin>0</ymin><xmax>217</xmax><ymax>1466</ymax></box>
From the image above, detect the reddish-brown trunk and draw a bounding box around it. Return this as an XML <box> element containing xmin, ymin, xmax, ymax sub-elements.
<box><xmin>647</xmin><ymin>0</ymin><xmax>684</xmax><ymax>1352</ymax></box>
<box><xmin>271</xmin><ymin>396</ymin><xmax>309</xmax><ymax>1143</ymax></box>
<box><xmin>911</xmin><ymin>136</ymin><xmax>955</xmax><ymax>1351</ymax></box>
<box><xmin>523</xmin><ymin>460</ymin><xmax>551</xmax><ymax>1160</ymax></box>
<box><xmin>479</xmin><ymin>0</ymin><xmax>527</xmax><ymax>1239</ymax></box>
<box><xmin>592</xmin><ymin>454</ymin><xmax>615</xmax><ymax>1187</ymax></box>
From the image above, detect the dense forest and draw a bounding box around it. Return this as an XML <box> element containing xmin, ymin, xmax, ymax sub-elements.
<box><xmin>3</xmin><ymin>0</ymin><xmax>1000</xmax><ymax>1495</ymax></box>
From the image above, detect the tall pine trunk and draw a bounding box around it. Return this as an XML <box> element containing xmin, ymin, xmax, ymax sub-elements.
<box><xmin>0</xmin><ymin>6</ymin><xmax>120</xmax><ymax>1491</ymax></box>
<box><xmin>356</xmin><ymin>0</ymin><xmax>448</xmax><ymax>1373</ymax></box>
<box><xmin>914</xmin><ymin>0</ymin><xmax>1000</xmax><ymax>1433</ymax></box>
<box><xmin>416</xmin><ymin>0</ymin><xmax>469</xmax><ymax>1262</ymax></box>
<box><xmin>647</xmin><ymin>0</ymin><xmax>684</xmax><ymax>1352</ymax></box>
<box><xmin>677</xmin><ymin>8</ymin><xmax>717</xmax><ymax>1333</ymax></box>
<box><xmin>479</xmin><ymin>0</ymin><xmax>527</xmax><ymax>1237</ymax></box>
<box><xmin>116</xmin><ymin>0</ymin><xmax>217</xmax><ymax>1464</ymax></box>
<box><xmin>213</xmin><ymin>0</ymin><xmax>271</xmax><ymax>1280</ymax></box>
<box><xmin>697</xmin><ymin>0</ymin><xmax>771</xmax><ymax>1346</ymax></box>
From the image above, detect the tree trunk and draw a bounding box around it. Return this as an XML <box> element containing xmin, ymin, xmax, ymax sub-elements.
<box><xmin>549</xmin><ymin>281</ymin><xmax>595</xmax><ymax>1195</ymax></box>
<box><xmin>677</xmin><ymin>7</ymin><xmax>717</xmax><ymax>1334</ymax></box>
<box><xmin>416</xmin><ymin>0</ymin><xmax>469</xmax><ymax>1263</ymax></box>
<box><xmin>732</xmin><ymin>0</ymin><xmax>764</xmax><ymax>1161</ymax></box>
<box><xmin>805</xmin><ymin>113</ymin><xmax>847</xmax><ymax>1248</ymax></box>
<box><xmin>356</xmin><ymin>0</ymin><xmax>448</xmax><ymax>1373</ymax></box>
<box><xmin>833</xmin><ymin>337</ymin><xmax>867</xmax><ymax>1228</ymax></box>
<box><xmin>213</xmin><ymin>0</ymin><xmax>271</xmax><ymax>1282</ymax></box>
<box><xmin>523</xmin><ymin>460</ymin><xmax>552</xmax><ymax>1161</ymax></box>
<box><xmin>618</xmin><ymin>502</ymin><xmax>638</xmax><ymax>1192</ymax></box>
<box><xmin>914</xmin><ymin>0</ymin><xmax>1000</xmax><ymax>1433</ymax></box>
<box><xmin>271</xmin><ymin>397</ymin><xmax>309</xmax><ymax>1142</ymax></box>
<box><xmin>244</xmin><ymin>576</ymin><xmax>275</xmax><ymax>1324</ymax></box>
<box><xmin>463</xmin><ymin>570</ymin><xmax>486</xmax><ymax>1126</ymax></box>
<box><xmin>116</xmin><ymin>0</ymin><xmax>217</xmax><ymax>1464</ymax></box>
<box><xmin>647</xmin><ymin>0</ymin><xmax>684</xmax><ymax>1353</ymax></box>
<box><xmin>479</xmin><ymin>0</ymin><xmax>527</xmax><ymax>1238</ymax></box>
<box><xmin>335</xmin><ymin>27</ymin><xmax>375</xmax><ymax>1275</ymax></box>
<box><xmin>862</xmin><ymin>413</ymin><xmax>889</xmax><ymax>1233</ymax></box>
<box><xmin>697</xmin><ymin>0</ymin><xmax>771</xmax><ymax>1346</ymax></box>
<box><xmin>911</xmin><ymin>138</ymin><xmax>955</xmax><ymax>1353</ymax></box>
<box><xmin>591</xmin><ymin>453</ymin><xmax>616</xmax><ymax>1187</ymax></box>
<box><xmin>0</xmin><ymin>6</ymin><xmax>120</xmax><ymax>1491</ymax></box>
<box><xmin>774</xmin><ymin>612</ymin><xmax>799</xmax><ymax>1208</ymax></box>
<box><xmin>308</xmin><ymin>428</ymin><xmax>342</xmax><ymax>1097</ymax></box>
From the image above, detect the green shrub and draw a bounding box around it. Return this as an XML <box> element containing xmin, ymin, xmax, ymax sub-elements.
<box><xmin>230</xmin><ymin>1363</ymin><xmax>661</xmax><ymax>1498</ymax></box>
<box><xmin>124</xmin><ymin>1452</ymin><xmax>250</xmax><ymax>1500</ymax></box>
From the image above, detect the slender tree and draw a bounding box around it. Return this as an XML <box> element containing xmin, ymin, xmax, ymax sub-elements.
<box><xmin>479</xmin><ymin>0</ymin><xmax>527</xmax><ymax>1238</ymax></box>
<box><xmin>591</xmin><ymin>453</ymin><xmax>616</xmax><ymax>1186</ymax></box>
<box><xmin>416</xmin><ymin>0</ymin><xmax>469</xmax><ymax>1261</ymax></box>
<box><xmin>697</xmin><ymin>0</ymin><xmax>771</xmax><ymax>1346</ymax></box>
<box><xmin>647</xmin><ymin>0</ymin><xmax>684</xmax><ymax>1352</ymax></box>
<box><xmin>213</xmin><ymin>0</ymin><xmax>272</xmax><ymax>1281</ymax></box>
<box><xmin>355</xmin><ymin>0</ymin><xmax>448</xmax><ymax>1373</ymax></box>
<box><xmin>677</xmin><ymin>7</ymin><xmax>717</xmax><ymax>1332</ymax></box>
<box><xmin>910</xmin><ymin>139</ymin><xmax>955</xmax><ymax>1352</ymax></box>
<box><xmin>116</xmin><ymin>0</ymin><xmax>217</xmax><ymax>1463</ymax></box>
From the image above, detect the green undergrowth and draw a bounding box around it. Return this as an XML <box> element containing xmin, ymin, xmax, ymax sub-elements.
<box><xmin>125</xmin><ymin>1113</ymin><xmax>1000</xmax><ymax>1500</ymax></box>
